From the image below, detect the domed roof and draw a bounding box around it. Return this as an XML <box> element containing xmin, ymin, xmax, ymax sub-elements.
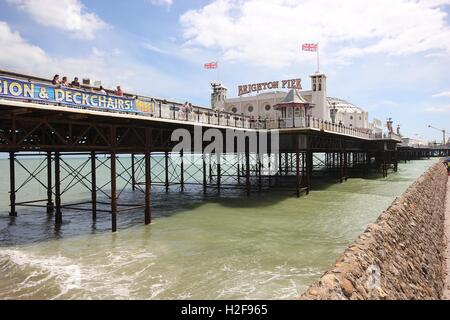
<box><xmin>327</xmin><ymin>97</ymin><xmax>365</xmax><ymax>113</ymax></box>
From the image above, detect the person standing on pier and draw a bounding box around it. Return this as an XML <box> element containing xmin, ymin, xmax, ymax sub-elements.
<box><xmin>115</xmin><ymin>86</ymin><xmax>124</xmax><ymax>97</ymax></box>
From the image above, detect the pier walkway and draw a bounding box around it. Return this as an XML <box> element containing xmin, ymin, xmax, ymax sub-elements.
<box><xmin>445</xmin><ymin>176</ymin><xmax>450</xmax><ymax>300</ymax></box>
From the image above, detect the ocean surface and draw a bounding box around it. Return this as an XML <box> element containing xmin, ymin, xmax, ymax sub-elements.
<box><xmin>0</xmin><ymin>157</ymin><xmax>436</xmax><ymax>300</ymax></box>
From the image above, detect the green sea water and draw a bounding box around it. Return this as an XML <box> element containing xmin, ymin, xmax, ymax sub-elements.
<box><xmin>0</xmin><ymin>157</ymin><xmax>436</xmax><ymax>299</ymax></box>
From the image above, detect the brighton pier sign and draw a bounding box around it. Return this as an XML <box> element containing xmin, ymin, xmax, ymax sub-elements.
<box><xmin>238</xmin><ymin>78</ymin><xmax>302</xmax><ymax>96</ymax></box>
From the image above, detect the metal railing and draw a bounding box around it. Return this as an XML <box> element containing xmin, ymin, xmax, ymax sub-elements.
<box><xmin>249</xmin><ymin>116</ymin><xmax>378</xmax><ymax>139</ymax></box>
<box><xmin>0</xmin><ymin>71</ymin><xmax>253</xmax><ymax>130</ymax></box>
<box><xmin>0</xmin><ymin>70</ymin><xmax>401</xmax><ymax>140</ymax></box>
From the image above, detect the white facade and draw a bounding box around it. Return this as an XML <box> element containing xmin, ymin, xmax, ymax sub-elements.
<box><xmin>212</xmin><ymin>73</ymin><xmax>372</xmax><ymax>130</ymax></box>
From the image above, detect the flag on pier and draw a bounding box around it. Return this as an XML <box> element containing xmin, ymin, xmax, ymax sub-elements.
<box><xmin>302</xmin><ymin>43</ymin><xmax>320</xmax><ymax>73</ymax></box>
<box><xmin>302</xmin><ymin>43</ymin><xmax>318</xmax><ymax>52</ymax></box>
<box><xmin>204</xmin><ymin>61</ymin><xmax>218</xmax><ymax>69</ymax></box>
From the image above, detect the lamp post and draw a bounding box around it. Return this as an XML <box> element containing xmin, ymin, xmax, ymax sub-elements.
<box><xmin>387</xmin><ymin>118</ymin><xmax>394</xmax><ymax>134</ymax></box>
<box><xmin>330</xmin><ymin>103</ymin><xmax>338</xmax><ymax>124</ymax></box>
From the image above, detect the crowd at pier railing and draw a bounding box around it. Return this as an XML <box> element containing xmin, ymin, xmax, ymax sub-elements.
<box><xmin>0</xmin><ymin>70</ymin><xmax>393</xmax><ymax>140</ymax></box>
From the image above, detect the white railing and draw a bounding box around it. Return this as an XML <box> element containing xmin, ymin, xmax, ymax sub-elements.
<box><xmin>251</xmin><ymin>116</ymin><xmax>376</xmax><ymax>139</ymax></box>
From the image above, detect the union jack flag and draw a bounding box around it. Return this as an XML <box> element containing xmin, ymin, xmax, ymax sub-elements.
<box><xmin>302</xmin><ymin>43</ymin><xmax>318</xmax><ymax>52</ymax></box>
<box><xmin>204</xmin><ymin>61</ymin><xmax>218</xmax><ymax>69</ymax></box>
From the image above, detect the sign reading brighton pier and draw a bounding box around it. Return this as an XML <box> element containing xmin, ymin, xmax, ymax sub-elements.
<box><xmin>238</xmin><ymin>78</ymin><xmax>302</xmax><ymax>96</ymax></box>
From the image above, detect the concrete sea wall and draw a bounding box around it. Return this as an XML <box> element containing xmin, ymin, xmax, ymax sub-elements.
<box><xmin>302</xmin><ymin>162</ymin><xmax>448</xmax><ymax>300</ymax></box>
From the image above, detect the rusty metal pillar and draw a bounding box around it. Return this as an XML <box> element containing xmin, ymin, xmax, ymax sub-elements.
<box><xmin>111</xmin><ymin>152</ymin><xmax>117</xmax><ymax>232</ymax></box>
<box><xmin>9</xmin><ymin>152</ymin><xmax>17</xmax><ymax>217</ymax></box>
<box><xmin>343</xmin><ymin>151</ymin><xmax>348</xmax><ymax>181</ymax></box>
<box><xmin>91</xmin><ymin>151</ymin><xmax>97</xmax><ymax>221</ymax></box>
<box><xmin>257</xmin><ymin>134</ymin><xmax>262</xmax><ymax>192</ymax></box>
<box><xmin>145</xmin><ymin>151</ymin><xmax>151</xmax><ymax>225</ymax></box>
<box><xmin>46</xmin><ymin>152</ymin><xmax>54</xmax><ymax>214</ymax></box>
<box><xmin>237</xmin><ymin>153</ymin><xmax>241</xmax><ymax>184</ymax></box>
<box><xmin>202</xmin><ymin>154</ymin><xmax>207</xmax><ymax>194</ymax></box>
<box><xmin>180</xmin><ymin>151</ymin><xmax>185</xmax><ymax>192</ymax></box>
<box><xmin>55</xmin><ymin>151</ymin><xmax>62</xmax><ymax>225</ymax></box>
<box><xmin>165</xmin><ymin>151</ymin><xmax>169</xmax><ymax>192</ymax></box>
<box><xmin>217</xmin><ymin>154</ymin><xmax>221</xmax><ymax>192</ymax></box>
<box><xmin>285</xmin><ymin>152</ymin><xmax>289</xmax><ymax>176</ymax></box>
<box><xmin>131</xmin><ymin>154</ymin><xmax>136</xmax><ymax>192</ymax></box>
<box><xmin>278</xmin><ymin>152</ymin><xmax>282</xmax><ymax>177</ymax></box>
<box><xmin>295</xmin><ymin>135</ymin><xmax>301</xmax><ymax>198</ymax></box>
<box><xmin>209</xmin><ymin>154</ymin><xmax>213</xmax><ymax>183</ymax></box>
<box><xmin>245</xmin><ymin>138</ymin><xmax>251</xmax><ymax>196</ymax></box>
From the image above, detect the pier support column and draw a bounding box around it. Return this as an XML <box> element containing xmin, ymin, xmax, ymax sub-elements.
<box><xmin>145</xmin><ymin>151</ymin><xmax>152</xmax><ymax>225</ymax></box>
<box><xmin>285</xmin><ymin>152</ymin><xmax>289</xmax><ymax>176</ymax></box>
<box><xmin>237</xmin><ymin>153</ymin><xmax>241</xmax><ymax>184</ymax></box>
<box><xmin>55</xmin><ymin>152</ymin><xmax>62</xmax><ymax>225</ymax></box>
<box><xmin>202</xmin><ymin>154</ymin><xmax>207</xmax><ymax>194</ymax></box>
<box><xmin>111</xmin><ymin>152</ymin><xmax>117</xmax><ymax>233</ymax></box>
<box><xmin>180</xmin><ymin>151</ymin><xmax>184</xmax><ymax>192</ymax></box>
<box><xmin>165</xmin><ymin>151</ymin><xmax>169</xmax><ymax>192</ymax></box>
<box><xmin>131</xmin><ymin>154</ymin><xmax>136</xmax><ymax>192</ymax></box>
<box><xmin>257</xmin><ymin>136</ymin><xmax>262</xmax><ymax>192</ymax></box>
<box><xmin>245</xmin><ymin>139</ymin><xmax>251</xmax><ymax>197</ymax></box>
<box><xmin>46</xmin><ymin>151</ymin><xmax>54</xmax><ymax>214</ymax></box>
<box><xmin>306</xmin><ymin>150</ymin><xmax>313</xmax><ymax>193</ymax></box>
<box><xmin>295</xmin><ymin>135</ymin><xmax>301</xmax><ymax>198</ymax></box>
<box><xmin>9</xmin><ymin>152</ymin><xmax>17</xmax><ymax>217</ymax></box>
<box><xmin>91</xmin><ymin>151</ymin><xmax>97</xmax><ymax>221</ymax></box>
<box><xmin>343</xmin><ymin>151</ymin><xmax>348</xmax><ymax>181</ymax></box>
<box><xmin>217</xmin><ymin>154</ymin><xmax>221</xmax><ymax>193</ymax></box>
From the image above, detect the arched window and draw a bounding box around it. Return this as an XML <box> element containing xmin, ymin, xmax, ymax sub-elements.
<box><xmin>318</xmin><ymin>84</ymin><xmax>322</xmax><ymax>91</ymax></box>
<box><xmin>350</xmin><ymin>116</ymin><xmax>354</xmax><ymax>120</ymax></box>
<box><xmin>313</xmin><ymin>84</ymin><xmax>317</xmax><ymax>91</ymax></box>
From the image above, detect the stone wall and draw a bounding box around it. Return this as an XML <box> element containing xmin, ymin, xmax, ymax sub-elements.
<box><xmin>301</xmin><ymin>162</ymin><xmax>448</xmax><ymax>300</ymax></box>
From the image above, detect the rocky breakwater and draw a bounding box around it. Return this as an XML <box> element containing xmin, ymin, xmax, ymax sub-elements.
<box><xmin>302</xmin><ymin>162</ymin><xmax>448</xmax><ymax>300</ymax></box>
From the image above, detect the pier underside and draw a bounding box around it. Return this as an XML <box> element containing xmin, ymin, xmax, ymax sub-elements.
<box><xmin>0</xmin><ymin>101</ymin><xmax>401</xmax><ymax>232</ymax></box>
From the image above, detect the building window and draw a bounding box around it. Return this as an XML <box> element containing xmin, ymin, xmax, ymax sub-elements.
<box><xmin>349</xmin><ymin>124</ymin><xmax>353</xmax><ymax>127</ymax></box>
<box><xmin>265</xmin><ymin>104</ymin><xmax>271</xmax><ymax>111</ymax></box>
<box><xmin>359</xmin><ymin>116</ymin><xmax>362</xmax><ymax>120</ymax></box>
<box><xmin>313</xmin><ymin>84</ymin><xmax>317</xmax><ymax>91</ymax></box>
<box><xmin>248</xmin><ymin>106</ymin><xmax>254</xmax><ymax>113</ymax></box>
<box><xmin>231</xmin><ymin>107</ymin><xmax>238</xmax><ymax>114</ymax></box>
<box><xmin>350</xmin><ymin>116</ymin><xmax>353</xmax><ymax>120</ymax></box>
<box><xmin>318</xmin><ymin>84</ymin><xmax>322</xmax><ymax>91</ymax></box>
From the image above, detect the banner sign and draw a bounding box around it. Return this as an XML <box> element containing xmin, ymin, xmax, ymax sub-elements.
<box><xmin>0</xmin><ymin>76</ymin><xmax>136</xmax><ymax>111</ymax></box>
<box><xmin>135</xmin><ymin>97</ymin><xmax>156</xmax><ymax>114</ymax></box>
<box><xmin>238</xmin><ymin>78</ymin><xmax>302</xmax><ymax>96</ymax></box>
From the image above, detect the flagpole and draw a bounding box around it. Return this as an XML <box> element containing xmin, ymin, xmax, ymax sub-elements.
<box><xmin>217</xmin><ymin>60</ymin><xmax>220</xmax><ymax>83</ymax></box>
<box><xmin>317</xmin><ymin>43</ymin><xmax>320</xmax><ymax>73</ymax></box>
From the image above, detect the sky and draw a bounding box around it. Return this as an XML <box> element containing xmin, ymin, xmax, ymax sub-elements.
<box><xmin>0</xmin><ymin>0</ymin><xmax>450</xmax><ymax>142</ymax></box>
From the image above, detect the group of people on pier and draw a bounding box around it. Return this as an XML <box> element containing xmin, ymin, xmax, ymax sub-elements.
<box><xmin>51</xmin><ymin>74</ymin><xmax>124</xmax><ymax>97</ymax></box>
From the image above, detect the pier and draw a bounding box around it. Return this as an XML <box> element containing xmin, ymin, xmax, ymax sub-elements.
<box><xmin>0</xmin><ymin>70</ymin><xmax>405</xmax><ymax>232</ymax></box>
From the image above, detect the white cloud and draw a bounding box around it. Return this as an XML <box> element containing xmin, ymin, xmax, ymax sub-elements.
<box><xmin>0</xmin><ymin>21</ymin><xmax>185</xmax><ymax>98</ymax></box>
<box><xmin>141</xmin><ymin>43</ymin><xmax>173</xmax><ymax>56</ymax></box>
<box><xmin>148</xmin><ymin>0</ymin><xmax>173</xmax><ymax>7</ymax></box>
<box><xmin>180</xmin><ymin>0</ymin><xmax>450</xmax><ymax>68</ymax></box>
<box><xmin>432</xmin><ymin>91</ymin><xmax>450</xmax><ymax>98</ymax></box>
<box><xmin>0</xmin><ymin>21</ymin><xmax>49</xmax><ymax>73</ymax></box>
<box><xmin>7</xmin><ymin>0</ymin><xmax>108</xmax><ymax>40</ymax></box>
<box><xmin>424</xmin><ymin>105</ymin><xmax>450</xmax><ymax>113</ymax></box>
